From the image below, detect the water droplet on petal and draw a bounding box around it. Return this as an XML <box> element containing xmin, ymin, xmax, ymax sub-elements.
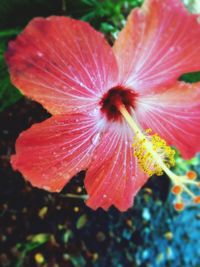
<box><xmin>73</xmin><ymin>107</ymin><xmax>79</xmax><ymax>112</ymax></box>
<box><xmin>91</xmin><ymin>132</ymin><xmax>101</xmax><ymax>145</ymax></box>
<box><xmin>37</xmin><ymin>51</ymin><xmax>44</xmax><ymax>57</ymax></box>
<box><xmin>169</xmin><ymin>47</ymin><xmax>175</xmax><ymax>52</ymax></box>
<box><xmin>93</xmin><ymin>154</ymin><xmax>98</xmax><ymax>160</ymax></box>
<box><xmin>64</xmin><ymin>173</ymin><xmax>71</xmax><ymax>180</ymax></box>
<box><xmin>89</xmin><ymin>108</ymin><xmax>99</xmax><ymax>116</ymax></box>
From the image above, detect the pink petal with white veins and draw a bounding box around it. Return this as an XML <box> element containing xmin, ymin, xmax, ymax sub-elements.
<box><xmin>135</xmin><ymin>81</ymin><xmax>200</xmax><ymax>159</ymax></box>
<box><xmin>11</xmin><ymin>112</ymin><xmax>104</xmax><ymax>192</ymax></box>
<box><xmin>114</xmin><ymin>0</ymin><xmax>200</xmax><ymax>94</ymax></box>
<box><xmin>85</xmin><ymin>122</ymin><xmax>148</xmax><ymax>211</ymax></box>
<box><xmin>6</xmin><ymin>16</ymin><xmax>118</xmax><ymax>115</ymax></box>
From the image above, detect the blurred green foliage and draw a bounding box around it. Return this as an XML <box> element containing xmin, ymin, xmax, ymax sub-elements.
<box><xmin>0</xmin><ymin>33</ymin><xmax>22</xmax><ymax>112</ymax></box>
<box><xmin>80</xmin><ymin>0</ymin><xmax>143</xmax><ymax>37</ymax></box>
<box><xmin>183</xmin><ymin>0</ymin><xmax>200</xmax><ymax>13</ymax></box>
<box><xmin>15</xmin><ymin>233</ymin><xmax>51</xmax><ymax>267</ymax></box>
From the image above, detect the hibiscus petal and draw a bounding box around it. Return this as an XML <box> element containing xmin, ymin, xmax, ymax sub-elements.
<box><xmin>11</xmin><ymin>112</ymin><xmax>104</xmax><ymax>192</ymax></box>
<box><xmin>113</xmin><ymin>0</ymin><xmax>200</xmax><ymax>93</ymax></box>
<box><xmin>85</xmin><ymin>123</ymin><xmax>148</xmax><ymax>211</ymax></box>
<box><xmin>5</xmin><ymin>16</ymin><xmax>118</xmax><ymax>115</ymax></box>
<box><xmin>135</xmin><ymin>81</ymin><xmax>200</xmax><ymax>159</ymax></box>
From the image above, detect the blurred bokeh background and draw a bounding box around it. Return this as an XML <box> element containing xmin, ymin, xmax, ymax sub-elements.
<box><xmin>1</xmin><ymin>0</ymin><xmax>200</xmax><ymax>266</ymax></box>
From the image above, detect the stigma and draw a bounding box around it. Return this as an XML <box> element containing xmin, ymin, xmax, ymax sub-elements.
<box><xmin>118</xmin><ymin>104</ymin><xmax>200</xmax><ymax>211</ymax></box>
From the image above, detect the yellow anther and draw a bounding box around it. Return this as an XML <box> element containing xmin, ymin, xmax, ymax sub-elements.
<box><xmin>133</xmin><ymin>132</ymin><xmax>175</xmax><ymax>176</ymax></box>
<box><xmin>146</xmin><ymin>128</ymin><xmax>152</xmax><ymax>133</ymax></box>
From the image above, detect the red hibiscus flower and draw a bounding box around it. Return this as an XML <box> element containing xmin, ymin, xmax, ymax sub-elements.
<box><xmin>5</xmin><ymin>0</ymin><xmax>200</xmax><ymax>211</ymax></box>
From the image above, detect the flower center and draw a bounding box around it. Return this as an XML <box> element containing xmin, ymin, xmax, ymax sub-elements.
<box><xmin>118</xmin><ymin>104</ymin><xmax>200</xmax><ymax>211</ymax></box>
<box><xmin>100</xmin><ymin>86</ymin><xmax>138</xmax><ymax>121</ymax></box>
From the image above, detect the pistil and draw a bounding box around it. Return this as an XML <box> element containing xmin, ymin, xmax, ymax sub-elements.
<box><xmin>118</xmin><ymin>104</ymin><xmax>200</xmax><ymax>211</ymax></box>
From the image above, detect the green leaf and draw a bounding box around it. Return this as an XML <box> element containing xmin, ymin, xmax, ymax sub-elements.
<box><xmin>76</xmin><ymin>214</ymin><xmax>88</xmax><ymax>229</ymax></box>
<box><xmin>0</xmin><ymin>51</ymin><xmax>22</xmax><ymax>112</ymax></box>
<box><xmin>180</xmin><ymin>71</ymin><xmax>200</xmax><ymax>83</ymax></box>
<box><xmin>70</xmin><ymin>254</ymin><xmax>86</xmax><ymax>267</ymax></box>
<box><xmin>0</xmin><ymin>72</ymin><xmax>22</xmax><ymax>112</ymax></box>
<box><xmin>0</xmin><ymin>30</ymin><xmax>22</xmax><ymax>112</ymax></box>
<box><xmin>80</xmin><ymin>0</ymin><xmax>143</xmax><ymax>35</ymax></box>
<box><xmin>63</xmin><ymin>230</ymin><xmax>73</xmax><ymax>243</ymax></box>
<box><xmin>0</xmin><ymin>28</ymin><xmax>20</xmax><ymax>37</ymax></box>
<box><xmin>15</xmin><ymin>233</ymin><xmax>51</xmax><ymax>267</ymax></box>
<box><xmin>27</xmin><ymin>233</ymin><xmax>51</xmax><ymax>245</ymax></box>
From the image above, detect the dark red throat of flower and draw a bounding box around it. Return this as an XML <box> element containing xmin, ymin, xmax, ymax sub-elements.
<box><xmin>100</xmin><ymin>86</ymin><xmax>138</xmax><ymax>121</ymax></box>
